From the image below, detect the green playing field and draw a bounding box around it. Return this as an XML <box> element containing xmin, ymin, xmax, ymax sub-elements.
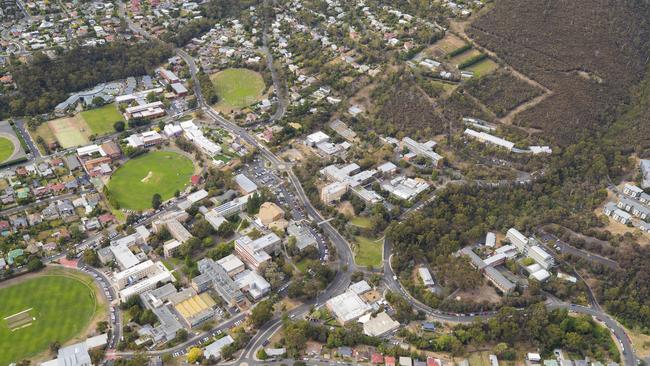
<box><xmin>106</xmin><ymin>151</ymin><xmax>194</xmax><ymax>210</ymax></box>
<box><xmin>0</xmin><ymin>271</ymin><xmax>101</xmax><ymax>365</ymax></box>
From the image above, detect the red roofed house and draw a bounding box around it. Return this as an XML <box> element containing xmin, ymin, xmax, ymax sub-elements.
<box><xmin>98</xmin><ymin>213</ymin><xmax>116</xmax><ymax>226</ymax></box>
<box><xmin>50</xmin><ymin>158</ymin><xmax>64</xmax><ymax>167</ymax></box>
<box><xmin>385</xmin><ymin>356</ymin><xmax>396</xmax><ymax>366</ymax></box>
<box><xmin>372</xmin><ymin>353</ymin><xmax>384</xmax><ymax>364</ymax></box>
<box><xmin>48</xmin><ymin>182</ymin><xmax>66</xmax><ymax>193</ymax></box>
<box><xmin>0</xmin><ymin>220</ymin><xmax>10</xmax><ymax>231</ymax></box>
<box><xmin>191</xmin><ymin>175</ymin><xmax>201</xmax><ymax>186</ymax></box>
<box><xmin>427</xmin><ymin>357</ymin><xmax>441</xmax><ymax>366</ymax></box>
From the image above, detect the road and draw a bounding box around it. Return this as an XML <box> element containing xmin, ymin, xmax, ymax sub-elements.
<box><xmin>117</xmin><ymin>7</ymin><xmax>637</xmax><ymax>366</ymax></box>
<box><xmin>383</xmin><ymin>235</ymin><xmax>637</xmax><ymax>366</ymax></box>
<box><xmin>537</xmin><ymin>227</ymin><xmax>619</xmax><ymax>270</ymax></box>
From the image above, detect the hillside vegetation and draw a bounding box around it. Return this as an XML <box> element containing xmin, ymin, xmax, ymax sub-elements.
<box><xmin>462</xmin><ymin>70</ymin><xmax>543</xmax><ymax>118</ymax></box>
<box><xmin>468</xmin><ymin>0</ymin><xmax>650</xmax><ymax>145</ymax></box>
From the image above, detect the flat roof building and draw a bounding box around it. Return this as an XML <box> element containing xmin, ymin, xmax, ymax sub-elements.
<box><xmin>326</xmin><ymin>290</ymin><xmax>372</xmax><ymax>324</ymax></box>
<box><xmin>235</xmin><ymin>233</ymin><xmax>281</xmax><ymax>270</ymax></box>
<box><xmin>196</xmin><ymin>258</ymin><xmax>245</xmax><ymax>306</ymax></box>
<box><xmin>216</xmin><ymin>254</ymin><xmax>245</xmax><ymax>277</ymax></box>
<box><xmin>418</xmin><ymin>267</ymin><xmax>434</xmax><ymax>287</ymax></box>
<box><xmin>110</xmin><ymin>242</ymin><xmax>140</xmax><ymax>270</ymax></box>
<box><xmin>464</xmin><ymin>128</ymin><xmax>515</xmax><ymax>151</ymax></box>
<box><xmin>174</xmin><ymin>293</ymin><xmax>216</xmax><ymax>328</ymax></box>
<box><xmin>163</xmin><ymin>239</ymin><xmax>182</xmax><ymax>258</ymax></box>
<box><xmin>119</xmin><ymin>264</ymin><xmax>175</xmax><ymax>301</ymax></box>
<box><xmin>363</xmin><ymin>311</ymin><xmax>400</xmax><ymax>337</ymax></box>
<box><xmin>234</xmin><ymin>269</ymin><xmax>271</xmax><ymax>300</ymax></box>
<box><xmin>204</xmin><ymin>335</ymin><xmax>234</xmax><ymax>360</ymax></box>
<box><xmin>234</xmin><ymin>174</ymin><xmax>258</xmax><ymax>194</ymax></box>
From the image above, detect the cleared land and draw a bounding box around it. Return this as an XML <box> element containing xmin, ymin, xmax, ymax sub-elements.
<box><xmin>107</xmin><ymin>151</ymin><xmax>194</xmax><ymax>210</ymax></box>
<box><xmin>211</xmin><ymin>68</ymin><xmax>266</xmax><ymax>110</ymax></box>
<box><xmin>429</xmin><ymin>34</ymin><xmax>467</xmax><ymax>58</ymax></box>
<box><xmin>354</xmin><ymin>236</ymin><xmax>383</xmax><ymax>267</ymax></box>
<box><xmin>80</xmin><ymin>103</ymin><xmax>124</xmax><ymax>136</ymax></box>
<box><xmin>0</xmin><ymin>270</ymin><xmax>101</xmax><ymax>365</ymax></box>
<box><xmin>47</xmin><ymin>116</ymin><xmax>89</xmax><ymax>148</ymax></box>
<box><xmin>0</xmin><ymin>137</ymin><xmax>16</xmax><ymax>163</ymax></box>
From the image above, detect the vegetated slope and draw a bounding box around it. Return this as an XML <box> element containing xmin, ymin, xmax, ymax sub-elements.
<box><xmin>462</xmin><ymin>70</ymin><xmax>543</xmax><ymax>118</ymax></box>
<box><xmin>0</xmin><ymin>41</ymin><xmax>172</xmax><ymax>117</ymax></box>
<box><xmin>371</xmin><ymin>71</ymin><xmax>447</xmax><ymax>138</ymax></box>
<box><xmin>468</xmin><ymin>0</ymin><xmax>650</xmax><ymax>145</ymax></box>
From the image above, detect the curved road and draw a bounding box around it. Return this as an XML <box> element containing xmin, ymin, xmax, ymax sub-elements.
<box><xmin>117</xmin><ymin>5</ymin><xmax>637</xmax><ymax>366</ymax></box>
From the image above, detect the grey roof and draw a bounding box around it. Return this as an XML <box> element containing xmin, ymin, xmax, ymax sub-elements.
<box><xmin>619</xmin><ymin>196</ymin><xmax>650</xmax><ymax>216</ymax></box>
<box><xmin>485</xmin><ymin>266</ymin><xmax>515</xmax><ymax>292</ymax></box>
<box><xmin>197</xmin><ymin>258</ymin><xmax>245</xmax><ymax>304</ymax></box>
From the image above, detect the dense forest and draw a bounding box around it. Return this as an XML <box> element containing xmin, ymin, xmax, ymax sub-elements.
<box><xmin>0</xmin><ymin>41</ymin><xmax>173</xmax><ymax>117</ymax></box>
<box><xmin>467</xmin><ymin>0</ymin><xmax>650</xmax><ymax>146</ymax></box>
<box><xmin>462</xmin><ymin>70</ymin><xmax>544</xmax><ymax>118</ymax></box>
<box><xmin>370</xmin><ymin>71</ymin><xmax>447</xmax><ymax>138</ymax></box>
<box><xmin>161</xmin><ymin>0</ymin><xmax>260</xmax><ymax>46</ymax></box>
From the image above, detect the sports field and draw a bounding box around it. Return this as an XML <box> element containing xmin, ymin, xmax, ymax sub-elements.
<box><xmin>0</xmin><ymin>137</ymin><xmax>16</xmax><ymax>163</ymax></box>
<box><xmin>47</xmin><ymin>116</ymin><xmax>89</xmax><ymax>148</ymax></box>
<box><xmin>210</xmin><ymin>68</ymin><xmax>266</xmax><ymax>110</ymax></box>
<box><xmin>37</xmin><ymin>104</ymin><xmax>123</xmax><ymax>149</ymax></box>
<box><xmin>80</xmin><ymin>104</ymin><xmax>125</xmax><ymax>136</ymax></box>
<box><xmin>0</xmin><ymin>270</ymin><xmax>102</xmax><ymax>365</ymax></box>
<box><xmin>107</xmin><ymin>151</ymin><xmax>194</xmax><ymax>210</ymax></box>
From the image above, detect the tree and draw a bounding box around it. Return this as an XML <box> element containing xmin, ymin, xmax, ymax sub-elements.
<box><xmin>191</xmin><ymin>219</ymin><xmax>213</xmax><ymax>239</ymax></box>
<box><xmin>27</xmin><ymin>258</ymin><xmax>44</xmax><ymax>272</ymax></box>
<box><xmin>187</xmin><ymin>347</ymin><xmax>203</xmax><ymax>363</ymax></box>
<box><xmin>83</xmin><ymin>249</ymin><xmax>100</xmax><ymax>267</ymax></box>
<box><xmin>114</xmin><ymin>121</ymin><xmax>125</xmax><ymax>132</ymax></box>
<box><xmin>177</xmin><ymin>329</ymin><xmax>188</xmax><ymax>342</ymax></box>
<box><xmin>256</xmin><ymin>348</ymin><xmax>268</xmax><ymax>360</ymax></box>
<box><xmin>250</xmin><ymin>299</ymin><xmax>274</xmax><ymax>328</ymax></box>
<box><xmin>152</xmin><ymin>193</ymin><xmax>162</xmax><ymax>210</ymax></box>
<box><xmin>49</xmin><ymin>341</ymin><xmax>61</xmax><ymax>354</ymax></box>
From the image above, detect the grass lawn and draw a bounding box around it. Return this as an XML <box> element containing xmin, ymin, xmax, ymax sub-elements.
<box><xmin>81</xmin><ymin>104</ymin><xmax>124</xmax><ymax>136</ymax></box>
<box><xmin>450</xmin><ymin>49</ymin><xmax>482</xmax><ymax>67</ymax></box>
<box><xmin>0</xmin><ymin>137</ymin><xmax>16</xmax><ymax>162</ymax></box>
<box><xmin>214</xmin><ymin>154</ymin><xmax>232</xmax><ymax>163</ymax></box>
<box><xmin>354</xmin><ymin>236</ymin><xmax>383</xmax><ymax>267</ymax></box>
<box><xmin>107</xmin><ymin>151</ymin><xmax>194</xmax><ymax>210</ymax></box>
<box><xmin>431</xmin><ymin>80</ymin><xmax>457</xmax><ymax>92</ymax></box>
<box><xmin>350</xmin><ymin>216</ymin><xmax>374</xmax><ymax>230</ymax></box>
<box><xmin>296</xmin><ymin>258</ymin><xmax>318</xmax><ymax>273</ymax></box>
<box><xmin>211</xmin><ymin>68</ymin><xmax>265</xmax><ymax>110</ymax></box>
<box><xmin>464</xmin><ymin>58</ymin><xmax>499</xmax><ymax>77</ymax></box>
<box><xmin>0</xmin><ymin>270</ymin><xmax>102</xmax><ymax>365</ymax></box>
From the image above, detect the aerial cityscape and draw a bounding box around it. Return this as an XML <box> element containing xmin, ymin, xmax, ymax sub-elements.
<box><xmin>0</xmin><ymin>1</ymin><xmax>649</xmax><ymax>366</ymax></box>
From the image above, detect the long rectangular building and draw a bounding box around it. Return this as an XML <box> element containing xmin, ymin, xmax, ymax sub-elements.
<box><xmin>464</xmin><ymin>128</ymin><xmax>515</xmax><ymax>151</ymax></box>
